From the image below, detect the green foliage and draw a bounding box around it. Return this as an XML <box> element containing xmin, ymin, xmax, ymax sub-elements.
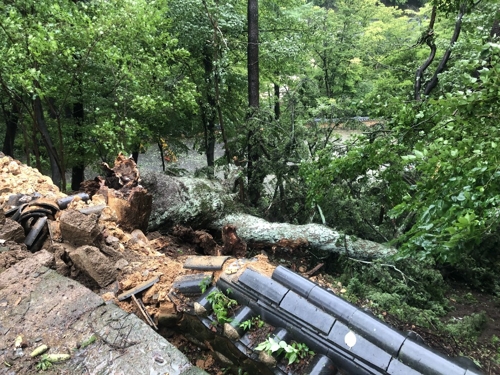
<box><xmin>206</xmin><ymin>289</ymin><xmax>238</xmax><ymax>325</ymax></box>
<box><xmin>255</xmin><ymin>337</ymin><xmax>315</xmax><ymax>365</ymax></box>
<box><xmin>79</xmin><ymin>334</ymin><xmax>97</xmax><ymax>349</ymax></box>
<box><xmin>444</xmin><ymin>312</ymin><xmax>487</xmax><ymax>342</ymax></box>
<box><xmin>340</xmin><ymin>256</ymin><xmax>450</xmax><ymax>326</ymax></box>
<box><xmin>239</xmin><ymin>315</ymin><xmax>265</xmax><ymax>331</ymax></box>
<box><xmin>35</xmin><ymin>356</ymin><xmax>53</xmax><ymax>372</ymax></box>
<box><xmin>390</xmin><ymin>36</ymin><xmax>500</xmax><ymax>265</ymax></box>
<box><xmin>199</xmin><ymin>276</ymin><xmax>212</xmax><ymax>294</ymax></box>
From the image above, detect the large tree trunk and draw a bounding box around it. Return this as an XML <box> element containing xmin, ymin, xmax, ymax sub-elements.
<box><xmin>142</xmin><ymin>172</ymin><xmax>395</xmax><ymax>260</ymax></box>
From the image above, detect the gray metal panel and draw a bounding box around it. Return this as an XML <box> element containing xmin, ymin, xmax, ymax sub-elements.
<box><xmin>327</xmin><ymin>320</ymin><xmax>392</xmax><ymax>371</ymax></box>
<box><xmin>349</xmin><ymin>310</ymin><xmax>406</xmax><ymax>356</ymax></box>
<box><xmin>399</xmin><ymin>339</ymin><xmax>467</xmax><ymax>375</ymax></box>
<box><xmin>280</xmin><ymin>290</ymin><xmax>335</xmax><ymax>334</ymax></box>
<box><xmin>308</xmin><ymin>286</ymin><xmax>358</xmax><ymax>322</ymax></box>
<box><xmin>238</xmin><ymin>268</ymin><xmax>289</xmax><ymax>305</ymax></box>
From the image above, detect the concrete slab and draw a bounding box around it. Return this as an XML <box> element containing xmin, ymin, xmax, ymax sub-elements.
<box><xmin>0</xmin><ymin>250</ymin><xmax>207</xmax><ymax>375</ymax></box>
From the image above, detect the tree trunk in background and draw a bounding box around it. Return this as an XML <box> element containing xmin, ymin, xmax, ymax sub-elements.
<box><xmin>490</xmin><ymin>18</ymin><xmax>499</xmax><ymax>39</ymax></box>
<box><xmin>71</xmin><ymin>101</ymin><xmax>85</xmax><ymax>191</ymax></box>
<box><xmin>1</xmin><ymin>101</ymin><xmax>19</xmax><ymax>157</ymax></box>
<box><xmin>202</xmin><ymin>47</ymin><xmax>217</xmax><ymax>174</ymax></box>
<box><xmin>33</xmin><ymin>95</ymin><xmax>62</xmax><ymax>188</ymax></box>
<box><xmin>247</xmin><ymin>0</ymin><xmax>261</xmax><ymax>206</ymax></box>
<box><xmin>274</xmin><ymin>81</ymin><xmax>280</xmax><ymax>120</ymax></box>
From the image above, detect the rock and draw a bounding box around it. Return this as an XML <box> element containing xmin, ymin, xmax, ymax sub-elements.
<box><xmin>7</xmin><ymin>161</ymin><xmax>21</xmax><ymax>175</ymax></box>
<box><xmin>99</xmin><ymin>206</ymin><xmax>118</xmax><ymax>222</ymax></box>
<box><xmin>99</xmin><ymin>244</ymin><xmax>123</xmax><ymax>260</ymax></box>
<box><xmin>142</xmin><ymin>172</ymin><xmax>234</xmax><ymax>231</ymax></box>
<box><xmin>157</xmin><ymin>302</ymin><xmax>181</xmax><ymax>327</ymax></box>
<box><xmin>0</xmin><ymin>209</ymin><xmax>5</xmax><ymax>225</ymax></box>
<box><xmin>115</xmin><ymin>258</ymin><xmax>129</xmax><ymax>270</ymax></box>
<box><xmin>131</xmin><ymin>229</ymin><xmax>148</xmax><ymax>244</ymax></box>
<box><xmin>0</xmin><ymin>248</ymin><xmax>32</xmax><ymax>273</ymax></box>
<box><xmin>0</xmin><ymin>155</ymin><xmax>64</xmax><ymax>205</ymax></box>
<box><xmin>0</xmin><ymin>218</ymin><xmax>25</xmax><ymax>243</ymax></box>
<box><xmin>59</xmin><ymin>210</ymin><xmax>101</xmax><ymax>247</ymax></box>
<box><xmin>68</xmin><ymin>245</ymin><xmax>117</xmax><ymax>287</ymax></box>
<box><xmin>49</xmin><ymin>243</ymin><xmax>72</xmax><ymax>277</ymax></box>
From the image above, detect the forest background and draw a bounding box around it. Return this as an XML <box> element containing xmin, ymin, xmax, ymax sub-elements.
<box><xmin>1</xmin><ymin>0</ymin><xmax>500</xmax><ymax>370</ymax></box>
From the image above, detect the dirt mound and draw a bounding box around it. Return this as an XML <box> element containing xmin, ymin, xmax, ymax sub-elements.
<box><xmin>0</xmin><ymin>153</ymin><xmax>65</xmax><ymax>206</ymax></box>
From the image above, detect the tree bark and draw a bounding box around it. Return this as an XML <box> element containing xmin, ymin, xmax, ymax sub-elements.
<box><xmin>71</xmin><ymin>101</ymin><xmax>85</xmax><ymax>191</ymax></box>
<box><xmin>274</xmin><ymin>81</ymin><xmax>280</xmax><ymax>120</ymax></box>
<box><xmin>414</xmin><ymin>6</ymin><xmax>436</xmax><ymax>101</ymax></box>
<box><xmin>142</xmin><ymin>172</ymin><xmax>395</xmax><ymax>260</ymax></box>
<box><xmin>33</xmin><ymin>95</ymin><xmax>62</xmax><ymax>188</ymax></box>
<box><xmin>424</xmin><ymin>5</ymin><xmax>465</xmax><ymax>96</ymax></box>
<box><xmin>202</xmin><ymin>47</ymin><xmax>217</xmax><ymax>173</ymax></box>
<box><xmin>247</xmin><ymin>0</ymin><xmax>262</xmax><ymax>206</ymax></box>
<box><xmin>1</xmin><ymin>101</ymin><xmax>19</xmax><ymax>157</ymax></box>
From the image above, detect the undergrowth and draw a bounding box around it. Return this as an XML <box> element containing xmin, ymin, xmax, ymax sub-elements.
<box><xmin>335</xmin><ymin>256</ymin><xmax>450</xmax><ymax>327</ymax></box>
<box><xmin>329</xmin><ymin>255</ymin><xmax>491</xmax><ymax>345</ymax></box>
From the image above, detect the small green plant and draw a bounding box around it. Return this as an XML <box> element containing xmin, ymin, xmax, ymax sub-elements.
<box><xmin>239</xmin><ymin>315</ymin><xmax>265</xmax><ymax>331</ymax></box>
<box><xmin>199</xmin><ymin>276</ymin><xmax>212</xmax><ymax>294</ymax></box>
<box><xmin>35</xmin><ymin>354</ymin><xmax>70</xmax><ymax>371</ymax></box>
<box><xmin>36</xmin><ymin>356</ymin><xmax>53</xmax><ymax>371</ymax></box>
<box><xmin>255</xmin><ymin>337</ymin><xmax>314</xmax><ymax>365</ymax></box>
<box><xmin>206</xmin><ymin>289</ymin><xmax>238</xmax><ymax>325</ymax></box>
<box><xmin>79</xmin><ymin>334</ymin><xmax>97</xmax><ymax>349</ymax></box>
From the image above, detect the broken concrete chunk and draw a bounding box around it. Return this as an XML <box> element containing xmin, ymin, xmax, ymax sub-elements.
<box><xmin>59</xmin><ymin>210</ymin><xmax>100</xmax><ymax>247</ymax></box>
<box><xmin>114</xmin><ymin>258</ymin><xmax>129</xmax><ymax>270</ymax></box>
<box><xmin>0</xmin><ymin>248</ymin><xmax>32</xmax><ymax>273</ymax></box>
<box><xmin>68</xmin><ymin>245</ymin><xmax>117</xmax><ymax>287</ymax></box>
<box><xmin>0</xmin><ymin>218</ymin><xmax>25</xmax><ymax>243</ymax></box>
<box><xmin>157</xmin><ymin>302</ymin><xmax>181</xmax><ymax>327</ymax></box>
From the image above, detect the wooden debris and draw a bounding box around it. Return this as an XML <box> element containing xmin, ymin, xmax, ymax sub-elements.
<box><xmin>117</xmin><ymin>276</ymin><xmax>160</xmax><ymax>301</ymax></box>
<box><xmin>305</xmin><ymin>263</ymin><xmax>324</xmax><ymax>277</ymax></box>
<box><xmin>183</xmin><ymin>256</ymin><xmax>231</xmax><ymax>271</ymax></box>
<box><xmin>172</xmin><ymin>226</ymin><xmax>219</xmax><ymax>255</ymax></box>
<box><xmin>221</xmin><ymin>225</ymin><xmax>247</xmax><ymax>258</ymax></box>
<box><xmin>131</xmin><ymin>295</ymin><xmax>157</xmax><ymax>330</ymax></box>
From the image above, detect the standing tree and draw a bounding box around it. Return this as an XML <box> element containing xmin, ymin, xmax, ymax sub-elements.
<box><xmin>247</xmin><ymin>0</ymin><xmax>261</xmax><ymax>206</ymax></box>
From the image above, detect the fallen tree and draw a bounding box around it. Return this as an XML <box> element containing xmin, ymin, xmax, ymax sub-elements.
<box><xmin>142</xmin><ymin>172</ymin><xmax>396</xmax><ymax>260</ymax></box>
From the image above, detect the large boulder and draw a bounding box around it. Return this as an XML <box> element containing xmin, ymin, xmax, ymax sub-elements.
<box><xmin>0</xmin><ymin>218</ymin><xmax>25</xmax><ymax>243</ymax></box>
<box><xmin>141</xmin><ymin>172</ymin><xmax>236</xmax><ymax>231</ymax></box>
<box><xmin>68</xmin><ymin>245</ymin><xmax>117</xmax><ymax>287</ymax></box>
<box><xmin>60</xmin><ymin>210</ymin><xmax>101</xmax><ymax>247</ymax></box>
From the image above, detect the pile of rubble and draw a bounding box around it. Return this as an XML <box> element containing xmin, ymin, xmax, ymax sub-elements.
<box><xmin>0</xmin><ymin>153</ymin><xmax>273</xmax><ymax>365</ymax></box>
